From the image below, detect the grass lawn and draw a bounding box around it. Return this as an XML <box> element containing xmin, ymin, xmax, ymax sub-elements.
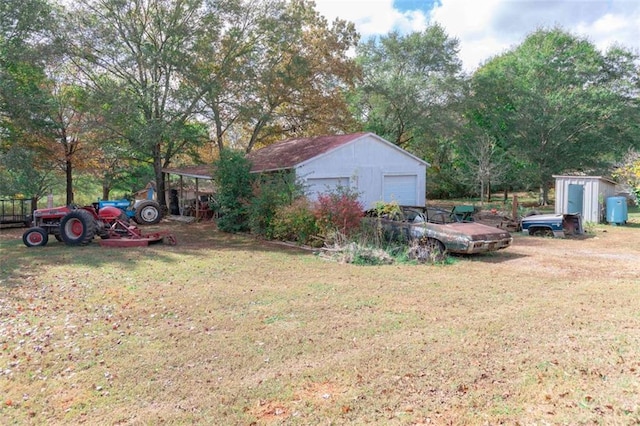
<box><xmin>1</xmin><ymin>214</ymin><xmax>640</xmax><ymax>425</ymax></box>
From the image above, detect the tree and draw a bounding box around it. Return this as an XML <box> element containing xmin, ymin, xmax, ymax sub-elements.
<box><xmin>0</xmin><ymin>144</ymin><xmax>60</xmax><ymax>200</ymax></box>
<box><xmin>471</xmin><ymin>28</ymin><xmax>640</xmax><ymax>205</ymax></box>
<box><xmin>352</xmin><ymin>24</ymin><xmax>465</xmax><ymax>196</ymax></box>
<box><xmin>1</xmin><ymin>1</ymin><xmax>94</xmax><ymax>203</ymax></box>
<box><xmin>67</xmin><ymin>0</ymin><xmax>211</xmax><ymax>208</ymax></box>
<box><xmin>612</xmin><ymin>149</ymin><xmax>640</xmax><ymax>204</ymax></box>
<box><xmin>455</xmin><ymin>132</ymin><xmax>508</xmax><ymax>203</ymax></box>
<box><xmin>194</xmin><ymin>0</ymin><xmax>360</xmax><ymax>155</ymax></box>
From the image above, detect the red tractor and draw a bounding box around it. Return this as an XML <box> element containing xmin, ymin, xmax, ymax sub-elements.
<box><xmin>22</xmin><ymin>204</ymin><xmax>175</xmax><ymax>248</ymax></box>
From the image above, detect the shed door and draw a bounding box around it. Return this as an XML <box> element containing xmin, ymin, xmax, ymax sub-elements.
<box><xmin>383</xmin><ymin>175</ymin><xmax>417</xmax><ymax>206</ymax></box>
<box><xmin>306</xmin><ymin>177</ymin><xmax>350</xmax><ymax>200</ymax></box>
<box><xmin>568</xmin><ymin>184</ymin><xmax>584</xmax><ymax>214</ymax></box>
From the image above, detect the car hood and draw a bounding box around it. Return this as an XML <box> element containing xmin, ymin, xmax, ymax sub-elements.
<box><xmin>435</xmin><ymin>222</ymin><xmax>512</xmax><ymax>240</ymax></box>
<box><xmin>521</xmin><ymin>214</ymin><xmax>564</xmax><ymax>223</ymax></box>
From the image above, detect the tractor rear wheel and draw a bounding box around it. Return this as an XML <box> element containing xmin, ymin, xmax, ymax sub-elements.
<box><xmin>23</xmin><ymin>227</ymin><xmax>49</xmax><ymax>247</ymax></box>
<box><xmin>133</xmin><ymin>201</ymin><xmax>162</xmax><ymax>225</ymax></box>
<box><xmin>60</xmin><ymin>210</ymin><xmax>97</xmax><ymax>245</ymax></box>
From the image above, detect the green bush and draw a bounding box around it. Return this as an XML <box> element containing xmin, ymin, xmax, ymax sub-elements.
<box><xmin>248</xmin><ymin>172</ymin><xmax>302</xmax><ymax>237</ymax></box>
<box><xmin>212</xmin><ymin>149</ymin><xmax>254</xmax><ymax>233</ymax></box>
<box><xmin>270</xmin><ymin>197</ymin><xmax>319</xmax><ymax>245</ymax></box>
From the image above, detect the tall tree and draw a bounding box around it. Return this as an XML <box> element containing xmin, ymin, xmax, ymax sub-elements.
<box><xmin>194</xmin><ymin>0</ymin><xmax>359</xmax><ymax>155</ymax></box>
<box><xmin>352</xmin><ymin>24</ymin><xmax>465</xmax><ymax>196</ymax></box>
<box><xmin>0</xmin><ymin>0</ymin><xmax>78</xmax><ymax>201</ymax></box>
<box><xmin>471</xmin><ymin>28</ymin><xmax>640</xmax><ymax>205</ymax></box>
<box><xmin>67</xmin><ymin>0</ymin><xmax>211</xmax><ymax>207</ymax></box>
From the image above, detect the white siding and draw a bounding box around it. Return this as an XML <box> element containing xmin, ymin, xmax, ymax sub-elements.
<box><xmin>296</xmin><ymin>134</ymin><xmax>427</xmax><ymax>209</ymax></box>
<box><xmin>553</xmin><ymin>176</ymin><xmax>617</xmax><ymax>223</ymax></box>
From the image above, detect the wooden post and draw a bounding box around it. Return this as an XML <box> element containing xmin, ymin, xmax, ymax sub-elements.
<box><xmin>512</xmin><ymin>195</ymin><xmax>518</xmax><ymax>221</ymax></box>
<box><xmin>195</xmin><ymin>178</ymin><xmax>200</xmax><ymax>220</ymax></box>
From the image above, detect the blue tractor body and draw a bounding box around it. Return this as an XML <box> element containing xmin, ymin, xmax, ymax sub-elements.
<box><xmin>97</xmin><ymin>199</ymin><xmax>135</xmax><ymax>218</ymax></box>
<box><xmin>94</xmin><ymin>198</ymin><xmax>162</xmax><ymax>225</ymax></box>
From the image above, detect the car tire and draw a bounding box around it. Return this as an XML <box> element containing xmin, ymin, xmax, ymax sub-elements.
<box><xmin>411</xmin><ymin>237</ymin><xmax>446</xmax><ymax>262</ymax></box>
<box><xmin>532</xmin><ymin>228</ymin><xmax>554</xmax><ymax>237</ymax></box>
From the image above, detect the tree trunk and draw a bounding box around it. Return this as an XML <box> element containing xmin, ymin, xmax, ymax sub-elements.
<box><xmin>102</xmin><ymin>184</ymin><xmax>110</xmax><ymax>200</ymax></box>
<box><xmin>66</xmin><ymin>158</ymin><xmax>73</xmax><ymax>205</ymax></box>
<box><xmin>153</xmin><ymin>143</ymin><xmax>167</xmax><ymax>208</ymax></box>
<box><xmin>538</xmin><ymin>185</ymin><xmax>550</xmax><ymax>206</ymax></box>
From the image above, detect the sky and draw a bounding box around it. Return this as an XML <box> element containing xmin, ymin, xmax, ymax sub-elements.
<box><xmin>313</xmin><ymin>0</ymin><xmax>640</xmax><ymax>72</ymax></box>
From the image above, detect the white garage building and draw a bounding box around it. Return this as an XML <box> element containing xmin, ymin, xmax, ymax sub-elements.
<box><xmin>248</xmin><ymin>132</ymin><xmax>429</xmax><ymax>208</ymax></box>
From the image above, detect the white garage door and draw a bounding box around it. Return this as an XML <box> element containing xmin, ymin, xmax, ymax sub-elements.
<box><xmin>306</xmin><ymin>177</ymin><xmax>350</xmax><ymax>200</ymax></box>
<box><xmin>383</xmin><ymin>175</ymin><xmax>417</xmax><ymax>206</ymax></box>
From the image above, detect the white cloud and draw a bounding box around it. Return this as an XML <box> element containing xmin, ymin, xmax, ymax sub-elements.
<box><xmin>314</xmin><ymin>0</ymin><xmax>640</xmax><ymax>72</ymax></box>
<box><xmin>314</xmin><ymin>0</ymin><xmax>428</xmax><ymax>36</ymax></box>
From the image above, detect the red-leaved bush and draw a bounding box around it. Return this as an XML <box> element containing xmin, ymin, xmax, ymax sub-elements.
<box><xmin>313</xmin><ymin>189</ymin><xmax>364</xmax><ymax>237</ymax></box>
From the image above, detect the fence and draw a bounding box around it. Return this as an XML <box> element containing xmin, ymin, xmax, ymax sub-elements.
<box><xmin>0</xmin><ymin>198</ymin><xmax>32</xmax><ymax>226</ymax></box>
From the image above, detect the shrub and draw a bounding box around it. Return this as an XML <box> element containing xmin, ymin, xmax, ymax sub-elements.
<box><xmin>212</xmin><ymin>149</ymin><xmax>254</xmax><ymax>233</ymax></box>
<box><xmin>313</xmin><ymin>186</ymin><xmax>364</xmax><ymax>239</ymax></box>
<box><xmin>248</xmin><ymin>172</ymin><xmax>302</xmax><ymax>237</ymax></box>
<box><xmin>271</xmin><ymin>197</ymin><xmax>319</xmax><ymax>245</ymax></box>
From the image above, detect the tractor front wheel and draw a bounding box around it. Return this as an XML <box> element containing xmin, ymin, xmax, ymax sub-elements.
<box><xmin>23</xmin><ymin>227</ymin><xmax>49</xmax><ymax>247</ymax></box>
<box><xmin>133</xmin><ymin>201</ymin><xmax>162</xmax><ymax>225</ymax></box>
<box><xmin>60</xmin><ymin>210</ymin><xmax>97</xmax><ymax>245</ymax></box>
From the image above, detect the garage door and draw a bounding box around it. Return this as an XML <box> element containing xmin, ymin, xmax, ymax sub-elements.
<box><xmin>383</xmin><ymin>175</ymin><xmax>417</xmax><ymax>206</ymax></box>
<box><xmin>306</xmin><ymin>177</ymin><xmax>350</xmax><ymax>200</ymax></box>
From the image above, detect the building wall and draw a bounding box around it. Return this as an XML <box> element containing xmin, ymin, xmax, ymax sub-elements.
<box><xmin>296</xmin><ymin>134</ymin><xmax>428</xmax><ymax>208</ymax></box>
<box><xmin>553</xmin><ymin>176</ymin><xmax>617</xmax><ymax>223</ymax></box>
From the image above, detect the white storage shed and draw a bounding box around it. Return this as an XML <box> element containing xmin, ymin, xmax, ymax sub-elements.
<box><xmin>553</xmin><ymin>175</ymin><xmax>617</xmax><ymax>223</ymax></box>
<box><xmin>248</xmin><ymin>132</ymin><xmax>429</xmax><ymax>208</ymax></box>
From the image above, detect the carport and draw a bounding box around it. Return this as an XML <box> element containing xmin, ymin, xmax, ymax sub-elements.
<box><xmin>162</xmin><ymin>165</ymin><xmax>215</xmax><ymax>221</ymax></box>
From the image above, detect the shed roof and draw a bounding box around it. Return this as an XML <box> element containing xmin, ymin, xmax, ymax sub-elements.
<box><xmin>553</xmin><ymin>175</ymin><xmax>618</xmax><ymax>185</ymax></box>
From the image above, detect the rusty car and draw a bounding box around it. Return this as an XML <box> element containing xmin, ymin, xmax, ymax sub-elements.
<box><xmin>363</xmin><ymin>205</ymin><xmax>513</xmax><ymax>258</ymax></box>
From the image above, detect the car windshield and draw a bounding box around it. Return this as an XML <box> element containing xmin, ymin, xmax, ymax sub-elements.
<box><xmin>400</xmin><ymin>207</ymin><xmax>459</xmax><ymax>224</ymax></box>
<box><xmin>424</xmin><ymin>208</ymin><xmax>459</xmax><ymax>224</ymax></box>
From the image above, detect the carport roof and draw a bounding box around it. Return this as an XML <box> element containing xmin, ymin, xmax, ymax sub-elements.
<box><xmin>162</xmin><ymin>164</ymin><xmax>213</xmax><ymax>179</ymax></box>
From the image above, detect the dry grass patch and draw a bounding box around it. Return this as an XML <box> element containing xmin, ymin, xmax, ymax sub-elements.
<box><xmin>1</xmin><ymin>219</ymin><xmax>640</xmax><ymax>424</ymax></box>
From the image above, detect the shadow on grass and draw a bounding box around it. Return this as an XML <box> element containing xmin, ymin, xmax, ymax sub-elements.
<box><xmin>0</xmin><ymin>221</ymin><xmax>312</xmax><ymax>288</ymax></box>
<box><xmin>452</xmin><ymin>250</ymin><xmax>527</xmax><ymax>263</ymax></box>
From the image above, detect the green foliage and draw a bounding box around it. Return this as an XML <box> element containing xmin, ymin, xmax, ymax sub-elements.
<box><xmin>314</xmin><ymin>186</ymin><xmax>364</xmax><ymax>239</ymax></box>
<box><xmin>0</xmin><ymin>145</ymin><xmax>61</xmax><ymax>199</ymax></box>
<box><xmin>612</xmin><ymin>150</ymin><xmax>640</xmax><ymax>205</ymax></box>
<box><xmin>248</xmin><ymin>171</ymin><xmax>303</xmax><ymax>237</ymax></box>
<box><xmin>212</xmin><ymin>149</ymin><xmax>254</xmax><ymax>233</ymax></box>
<box><xmin>353</xmin><ymin>24</ymin><xmax>465</xmax><ymax>197</ymax></box>
<box><xmin>270</xmin><ymin>197</ymin><xmax>319</xmax><ymax>245</ymax></box>
<box><xmin>371</xmin><ymin>200</ymin><xmax>401</xmax><ymax>217</ymax></box>
<box><xmin>470</xmin><ymin>27</ymin><xmax>640</xmax><ymax>204</ymax></box>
